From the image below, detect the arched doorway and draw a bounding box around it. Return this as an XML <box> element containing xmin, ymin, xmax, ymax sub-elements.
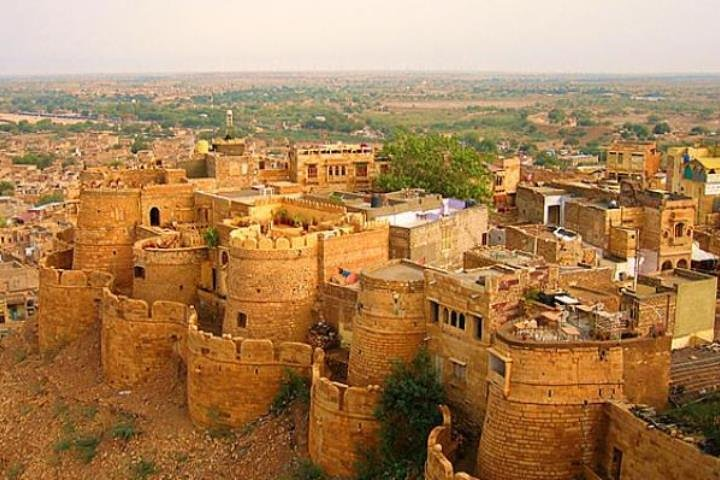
<box><xmin>661</xmin><ymin>260</ymin><xmax>673</xmax><ymax>271</ymax></box>
<box><xmin>676</xmin><ymin>259</ymin><xmax>688</xmax><ymax>269</ymax></box>
<box><xmin>150</xmin><ymin>207</ymin><xmax>160</xmax><ymax>227</ymax></box>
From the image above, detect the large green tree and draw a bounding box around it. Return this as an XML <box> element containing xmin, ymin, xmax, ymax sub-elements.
<box><xmin>376</xmin><ymin>132</ymin><xmax>492</xmax><ymax>202</ymax></box>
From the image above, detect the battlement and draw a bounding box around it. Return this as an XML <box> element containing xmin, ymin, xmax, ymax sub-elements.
<box><xmin>426</xmin><ymin>405</ymin><xmax>478</xmax><ymax>480</ymax></box>
<box><xmin>102</xmin><ymin>289</ymin><xmax>196</xmax><ymax>326</ymax></box>
<box><xmin>187</xmin><ymin>320</ymin><xmax>314</xmax><ymax>366</ymax></box>
<box><xmin>309</xmin><ymin>350</ymin><xmax>382</xmax><ymax>477</ymax></box>
<box><xmin>311</xmin><ymin>351</ymin><xmax>382</xmax><ymax>416</ymax></box>
<box><xmin>39</xmin><ymin>267</ymin><xmax>114</xmax><ymax>289</ymax></box>
<box><xmin>252</xmin><ymin>195</ymin><xmax>348</xmax><ymax>215</ymax></box>
<box><xmin>186</xmin><ymin>322</ymin><xmax>314</xmax><ymax>428</ymax></box>
<box><xmin>38</xmin><ymin>267</ymin><xmax>114</xmax><ymax>352</ymax></box>
<box><xmin>228</xmin><ymin>228</ymin><xmax>319</xmax><ymax>251</ymax></box>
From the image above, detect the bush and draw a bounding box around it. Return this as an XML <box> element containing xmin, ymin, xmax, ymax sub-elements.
<box><xmin>281</xmin><ymin>459</ymin><xmax>328</xmax><ymax>480</ymax></box>
<box><xmin>356</xmin><ymin>348</ymin><xmax>445</xmax><ymax>479</ymax></box>
<box><xmin>271</xmin><ymin>369</ymin><xmax>310</xmax><ymax>414</ymax></box>
<box><xmin>131</xmin><ymin>458</ymin><xmax>158</xmax><ymax>480</ymax></box>
<box><xmin>110</xmin><ymin>417</ymin><xmax>137</xmax><ymax>441</ymax></box>
<box><xmin>203</xmin><ymin>227</ymin><xmax>220</xmax><ymax>248</ymax></box>
<box><xmin>74</xmin><ymin>435</ymin><xmax>100</xmax><ymax>464</ymax></box>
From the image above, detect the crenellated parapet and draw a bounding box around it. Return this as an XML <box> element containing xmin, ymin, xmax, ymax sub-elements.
<box><xmin>38</xmin><ymin>267</ymin><xmax>114</xmax><ymax>353</ymax></box>
<box><xmin>132</xmin><ymin>233</ymin><xmax>209</xmax><ymax>306</ymax></box>
<box><xmin>223</xmin><ymin>228</ymin><xmax>320</xmax><ymax>341</ymax></box>
<box><xmin>308</xmin><ymin>350</ymin><xmax>382</xmax><ymax>478</ymax></box>
<box><xmin>101</xmin><ymin>289</ymin><xmax>194</xmax><ymax>386</ymax></box>
<box><xmin>425</xmin><ymin>405</ymin><xmax>478</xmax><ymax>480</ymax></box>
<box><xmin>186</xmin><ymin>319</ymin><xmax>315</xmax><ymax>428</ymax></box>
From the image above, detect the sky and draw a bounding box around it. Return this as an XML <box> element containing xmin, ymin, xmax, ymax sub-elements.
<box><xmin>1</xmin><ymin>0</ymin><xmax>719</xmax><ymax>75</ymax></box>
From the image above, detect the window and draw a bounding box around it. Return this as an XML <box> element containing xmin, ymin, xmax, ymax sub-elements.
<box><xmin>489</xmin><ymin>353</ymin><xmax>506</xmax><ymax>378</ymax></box>
<box><xmin>661</xmin><ymin>260</ymin><xmax>673</xmax><ymax>271</ymax></box>
<box><xmin>674</xmin><ymin>222</ymin><xmax>685</xmax><ymax>238</ymax></box>
<box><xmin>474</xmin><ymin>315</ymin><xmax>483</xmax><ymax>340</ymax></box>
<box><xmin>307</xmin><ymin>164</ymin><xmax>317</xmax><ymax>178</ymax></box>
<box><xmin>450</xmin><ymin>359</ymin><xmax>467</xmax><ymax>384</ymax></box>
<box><xmin>150</xmin><ymin>207</ymin><xmax>160</xmax><ymax>227</ymax></box>
<box><xmin>430</xmin><ymin>301</ymin><xmax>440</xmax><ymax>323</ymax></box>
<box><xmin>495</xmin><ymin>175</ymin><xmax>504</xmax><ymax>187</ymax></box>
<box><xmin>237</xmin><ymin>312</ymin><xmax>247</xmax><ymax>328</ymax></box>
<box><xmin>611</xmin><ymin>447</ymin><xmax>623</xmax><ymax>480</ymax></box>
<box><xmin>458</xmin><ymin>314</ymin><xmax>466</xmax><ymax>330</ymax></box>
<box><xmin>356</xmin><ymin>163</ymin><xmax>368</xmax><ymax>177</ymax></box>
<box><xmin>133</xmin><ymin>266</ymin><xmax>146</xmax><ymax>279</ymax></box>
<box><xmin>450</xmin><ymin>311</ymin><xmax>458</xmax><ymax>328</ymax></box>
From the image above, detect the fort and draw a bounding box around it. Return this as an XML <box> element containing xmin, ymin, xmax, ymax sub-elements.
<box><xmin>25</xmin><ymin>161</ymin><xmax>720</xmax><ymax>480</ymax></box>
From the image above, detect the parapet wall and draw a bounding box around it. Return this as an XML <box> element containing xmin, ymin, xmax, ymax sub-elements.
<box><xmin>309</xmin><ymin>351</ymin><xmax>381</xmax><ymax>478</ymax></box>
<box><xmin>186</xmin><ymin>321</ymin><xmax>314</xmax><ymax>428</ymax></box>
<box><xmin>101</xmin><ymin>289</ymin><xmax>194</xmax><ymax>386</ymax></box>
<box><xmin>425</xmin><ymin>405</ymin><xmax>478</xmax><ymax>480</ymax></box>
<box><xmin>224</xmin><ymin>230</ymin><xmax>319</xmax><ymax>341</ymax></box>
<box><xmin>38</xmin><ymin>267</ymin><xmax>114</xmax><ymax>352</ymax></box>
<box><xmin>132</xmin><ymin>236</ymin><xmax>208</xmax><ymax>307</ymax></box>
<box><xmin>592</xmin><ymin>402</ymin><xmax>720</xmax><ymax>480</ymax></box>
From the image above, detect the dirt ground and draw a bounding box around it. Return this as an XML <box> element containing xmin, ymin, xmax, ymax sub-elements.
<box><xmin>0</xmin><ymin>321</ymin><xmax>308</xmax><ymax>480</ymax></box>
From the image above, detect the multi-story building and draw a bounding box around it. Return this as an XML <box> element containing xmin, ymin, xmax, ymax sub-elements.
<box><xmin>606</xmin><ymin>141</ymin><xmax>661</xmax><ymax>185</ymax></box>
<box><xmin>490</xmin><ymin>156</ymin><xmax>520</xmax><ymax>207</ymax></box>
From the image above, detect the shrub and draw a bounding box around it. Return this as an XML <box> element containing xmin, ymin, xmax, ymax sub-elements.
<box><xmin>74</xmin><ymin>435</ymin><xmax>100</xmax><ymax>464</ymax></box>
<box><xmin>131</xmin><ymin>458</ymin><xmax>158</xmax><ymax>480</ymax></box>
<box><xmin>110</xmin><ymin>417</ymin><xmax>137</xmax><ymax>441</ymax></box>
<box><xmin>271</xmin><ymin>369</ymin><xmax>310</xmax><ymax>414</ymax></box>
<box><xmin>281</xmin><ymin>459</ymin><xmax>328</xmax><ymax>480</ymax></box>
<box><xmin>356</xmin><ymin>348</ymin><xmax>445</xmax><ymax>479</ymax></box>
<box><xmin>203</xmin><ymin>227</ymin><xmax>220</xmax><ymax>248</ymax></box>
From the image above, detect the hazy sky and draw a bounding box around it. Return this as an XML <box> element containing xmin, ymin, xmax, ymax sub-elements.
<box><xmin>2</xmin><ymin>0</ymin><xmax>719</xmax><ymax>75</ymax></box>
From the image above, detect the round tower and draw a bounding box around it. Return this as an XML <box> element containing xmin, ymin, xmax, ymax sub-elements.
<box><xmin>223</xmin><ymin>229</ymin><xmax>319</xmax><ymax>342</ymax></box>
<box><xmin>73</xmin><ymin>188</ymin><xmax>142</xmax><ymax>294</ymax></box>
<box><xmin>477</xmin><ymin>323</ymin><xmax>625</xmax><ymax>480</ymax></box>
<box><xmin>347</xmin><ymin>261</ymin><xmax>427</xmax><ymax>386</ymax></box>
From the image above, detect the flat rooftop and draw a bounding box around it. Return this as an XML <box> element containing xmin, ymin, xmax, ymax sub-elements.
<box><xmin>365</xmin><ymin>262</ymin><xmax>425</xmax><ymax>282</ymax></box>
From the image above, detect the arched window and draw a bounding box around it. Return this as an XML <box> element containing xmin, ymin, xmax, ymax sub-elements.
<box><xmin>150</xmin><ymin>207</ymin><xmax>160</xmax><ymax>227</ymax></box>
<box><xmin>674</xmin><ymin>222</ymin><xmax>685</xmax><ymax>238</ymax></box>
<box><xmin>677</xmin><ymin>259</ymin><xmax>688</xmax><ymax>269</ymax></box>
<box><xmin>661</xmin><ymin>260</ymin><xmax>673</xmax><ymax>271</ymax></box>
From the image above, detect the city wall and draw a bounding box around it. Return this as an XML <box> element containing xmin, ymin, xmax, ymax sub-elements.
<box><xmin>186</xmin><ymin>321</ymin><xmax>314</xmax><ymax>428</ymax></box>
<box><xmin>37</xmin><ymin>267</ymin><xmax>114</xmax><ymax>352</ymax></box>
<box><xmin>592</xmin><ymin>402</ymin><xmax>720</xmax><ymax>480</ymax></box>
<box><xmin>101</xmin><ymin>289</ymin><xmax>194</xmax><ymax>386</ymax></box>
<box><xmin>425</xmin><ymin>405</ymin><xmax>478</xmax><ymax>480</ymax></box>
<box><xmin>308</xmin><ymin>351</ymin><xmax>381</xmax><ymax>478</ymax></box>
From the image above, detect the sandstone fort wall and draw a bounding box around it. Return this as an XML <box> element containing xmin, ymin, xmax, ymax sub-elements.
<box><xmin>308</xmin><ymin>351</ymin><xmax>381</xmax><ymax>478</ymax></box>
<box><xmin>73</xmin><ymin>188</ymin><xmax>142</xmax><ymax>294</ymax></box>
<box><xmin>101</xmin><ymin>289</ymin><xmax>193</xmax><ymax>386</ymax></box>
<box><xmin>223</xmin><ymin>232</ymin><xmax>319</xmax><ymax>341</ymax></box>
<box><xmin>348</xmin><ymin>267</ymin><xmax>427</xmax><ymax>386</ymax></box>
<box><xmin>186</xmin><ymin>322</ymin><xmax>313</xmax><ymax>428</ymax></box>
<box><xmin>37</xmin><ymin>267</ymin><xmax>113</xmax><ymax>352</ymax></box>
<box><xmin>425</xmin><ymin>405</ymin><xmax>478</xmax><ymax>480</ymax></box>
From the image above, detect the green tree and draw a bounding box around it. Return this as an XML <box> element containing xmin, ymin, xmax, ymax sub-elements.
<box><xmin>0</xmin><ymin>180</ymin><xmax>14</xmax><ymax>196</ymax></box>
<box><xmin>35</xmin><ymin>193</ymin><xmax>64</xmax><ymax>206</ymax></box>
<box><xmin>356</xmin><ymin>348</ymin><xmax>445</xmax><ymax>479</ymax></box>
<box><xmin>653</xmin><ymin>122</ymin><xmax>672</xmax><ymax>135</ymax></box>
<box><xmin>376</xmin><ymin>132</ymin><xmax>491</xmax><ymax>202</ymax></box>
<box><xmin>548</xmin><ymin>108</ymin><xmax>566</xmax><ymax>124</ymax></box>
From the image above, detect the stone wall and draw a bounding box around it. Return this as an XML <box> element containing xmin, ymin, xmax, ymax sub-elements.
<box><xmin>592</xmin><ymin>402</ymin><xmax>720</xmax><ymax>480</ymax></box>
<box><xmin>318</xmin><ymin>224</ymin><xmax>389</xmax><ymax>284</ymax></box>
<box><xmin>101</xmin><ymin>290</ymin><xmax>193</xmax><ymax>386</ymax></box>
<box><xmin>425</xmin><ymin>405</ymin><xmax>478</xmax><ymax>480</ymax></box>
<box><xmin>186</xmin><ymin>322</ymin><xmax>314</xmax><ymax>428</ymax></box>
<box><xmin>37</xmin><ymin>268</ymin><xmax>113</xmax><ymax>352</ymax></box>
<box><xmin>132</xmin><ymin>237</ymin><xmax>209</xmax><ymax>307</ymax></box>
<box><xmin>223</xmin><ymin>232</ymin><xmax>319</xmax><ymax>341</ymax></box>
<box><xmin>308</xmin><ymin>351</ymin><xmax>381</xmax><ymax>478</ymax></box>
<box><xmin>73</xmin><ymin>188</ymin><xmax>142</xmax><ymax>294</ymax></box>
<box><xmin>140</xmin><ymin>183</ymin><xmax>196</xmax><ymax>227</ymax></box>
<box><xmin>348</xmin><ymin>263</ymin><xmax>427</xmax><ymax>386</ymax></box>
